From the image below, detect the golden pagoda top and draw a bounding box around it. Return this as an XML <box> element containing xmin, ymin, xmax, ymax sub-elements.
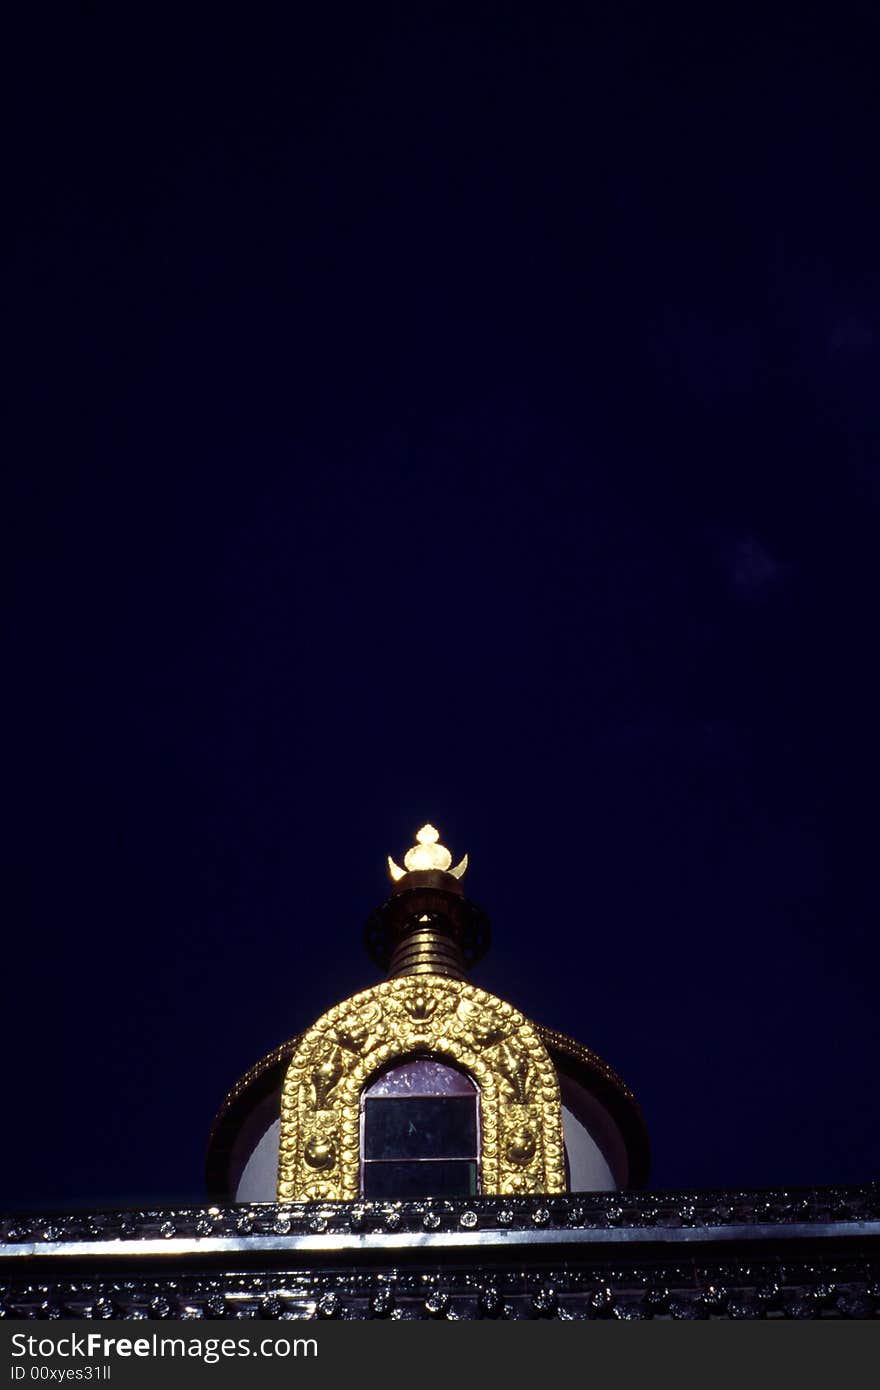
<box><xmin>387</xmin><ymin>823</ymin><xmax>468</xmax><ymax>882</ymax></box>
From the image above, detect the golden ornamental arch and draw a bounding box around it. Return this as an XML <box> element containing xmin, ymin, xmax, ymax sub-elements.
<box><xmin>277</xmin><ymin>975</ymin><xmax>566</xmax><ymax>1201</ymax></box>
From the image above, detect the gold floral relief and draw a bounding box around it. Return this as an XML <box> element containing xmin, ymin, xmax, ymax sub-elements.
<box><xmin>277</xmin><ymin>975</ymin><xmax>566</xmax><ymax>1201</ymax></box>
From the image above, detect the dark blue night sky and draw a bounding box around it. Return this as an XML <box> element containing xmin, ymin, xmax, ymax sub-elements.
<box><xmin>4</xmin><ymin>3</ymin><xmax>879</xmax><ymax>1210</ymax></box>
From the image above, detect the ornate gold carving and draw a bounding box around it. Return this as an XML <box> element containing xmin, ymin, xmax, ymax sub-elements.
<box><xmin>455</xmin><ymin>996</ymin><xmax>506</xmax><ymax>1049</ymax></box>
<box><xmin>498</xmin><ymin>1042</ymin><xmax>533</xmax><ymax>1104</ymax></box>
<box><xmin>278</xmin><ymin>976</ymin><xmax>566</xmax><ymax>1201</ymax></box>
<box><xmin>506</xmin><ymin>1125</ymin><xmax>537</xmax><ymax>1166</ymax></box>
<box><xmin>303</xmin><ymin>1135</ymin><xmax>336</xmax><ymax>1170</ymax></box>
<box><xmin>334</xmin><ymin>1000</ymin><xmax>382</xmax><ymax>1055</ymax></box>
<box><xmin>311</xmin><ymin>1046</ymin><xmax>344</xmax><ymax>1110</ymax></box>
<box><xmin>402</xmin><ymin>990</ymin><xmax>438</xmax><ymax>1028</ymax></box>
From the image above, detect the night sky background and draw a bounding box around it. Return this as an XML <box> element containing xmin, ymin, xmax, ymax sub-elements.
<box><xmin>4</xmin><ymin>2</ymin><xmax>879</xmax><ymax>1211</ymax></box>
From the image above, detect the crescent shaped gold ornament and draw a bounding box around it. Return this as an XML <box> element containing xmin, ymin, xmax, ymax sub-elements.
<box><xmin>387</xmin><ymin>855</ymin><xmax>406</xmax><ymax>882</ymax></box>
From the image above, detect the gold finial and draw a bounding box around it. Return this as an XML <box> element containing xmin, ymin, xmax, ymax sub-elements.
<box><xmin>387</xmin><ymin>824</ymin><xmax>468</xmax><ymax>882</ymax></box>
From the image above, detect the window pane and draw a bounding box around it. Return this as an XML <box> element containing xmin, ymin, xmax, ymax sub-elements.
<box><xmin>363</xmin><ymin>1096</ymin><xmax>477</xmax><ymax>1160</ymax></box>
<box><xmin>363</xmin><ymin>1160</ymin><xmax>477</xmax><ymax>1199</ymax></box>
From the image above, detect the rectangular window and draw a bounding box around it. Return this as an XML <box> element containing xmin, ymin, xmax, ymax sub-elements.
<box><xmin>363</xmin><ymin>1096</ymin><xmax>477</xmax><ymax>1161</ymax></box>
<box><xmin>362</xmin><ymin>1159</ymin><xmax>478</xmax><ymax>1199</ymax></box>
